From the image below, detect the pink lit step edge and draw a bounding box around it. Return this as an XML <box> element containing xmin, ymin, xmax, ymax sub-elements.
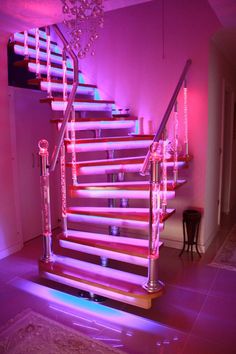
<box><xmin>67</xmin><ymin>207</ymin><xmax>167</xmax><ymax>231</ymax></box>
<box><xmin>14</xmin><ymin>45</ymin><xmax>71</xmax><ymax>67</ymax></box>
<box><xmin>28</xmin><ymin>62</ymin><xmax>84</xmax><ymax>82</ymax></box>
<box><xmin>67</xmin><ymin>140</ymin><xmax>152</xmax><ymax>153</ymax></box>
<box><xmin>44</xmin><ymin>255</ymin><xmax>147</xmax><ymax>284</ymax></box>
<box><xmin>77</xmin><ymin>162</ymin><xmax>143</xmax><ymax>175</ymax></box>
<box><xmin>58</xmin><ymin>120</ymin><xmax>135</xmax><ymax>131</ymax></box>
<box><xmin>71</xmin><ymin>188</ymin><xmax>175</xmax><ymax>200</ymax></box>
<box><xmin>64</xmin><ymin>229</ymin><xmax>149</xmax><ymax>246</ymax></box>
<box><xmin>42</xmin><ymin>271</ymin><xmax>149</xmax><ymax>308</ymax></box>
<box><xmin>13</xmin><ymin>32</ymin><xmax>61</xmax><ymax>53</ymax></box>
<box><xmin>59</xmin><ymin>239</ymin><xmax>149</xmax><ymax>267</ymax></box>
<box><xmin>52</xmin><ymin>101</ymin><xmax>114</xmax><ymax>112</ymax></box>
<box><xmin>43</xmin><ymin>82</ymin><xmax>95</xmax><ymax>96</ymax></box>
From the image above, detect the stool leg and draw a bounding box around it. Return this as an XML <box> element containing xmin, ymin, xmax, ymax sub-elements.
<box><xmin>196</xmin><ymin>244</ymin><xmax>201</xmax><ymax>257</ymax></box>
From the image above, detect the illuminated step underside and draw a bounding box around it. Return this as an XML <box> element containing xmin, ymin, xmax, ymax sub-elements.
<box><xmin>14</xmin><ymin>45</ymin><xmax>73</xmax><ymax>67</ymax></box>
<box><xmin>67</xmin><ymin>156</ymin><xmax>186</xmax><ymax>175</ymax></box>
<box><xmin>41</xmin><ymin>81</ymin><xmax>95</xmax><ymax>95</ymax></box>
<box><xmin>39</xmin><ymin>255</ymin><xmax>163</xmax><ymax>309</ymax></box>
<box><xmin>58</xmin><ymin>119</ymin><xmax>136</xmax><ymax>131</ymax></box>
<box><xmin>66</xmin><ymin>138</ymin><xmax>153</xmax><ymax>153</ymax></box>
<box><xmin>67</xmin><ymin>207</ymin><xmax>175</xmax><ymax>230</ymax></box>
<box><xmin>51</xmin><ymin>100</ymin><xmax>115</xmax><ymax>112</ymax></box>
<box><xmin>70</xmin><ymin>182</ymin><xmax>176</xmax><ymax>199</ymax></box>
<box><xmin>28</xmin><ymin>62</ymin><xmax>84</xmax><ymax>82</ymax></box>
<box><xmin>59</xmin><ymin>229</ymin><xmax>161</xmax><ymax>267</ymax></box>
<box><xmin>13</xmin><ymin>32</ymin><xmax>61</xmax><ymax>53</ymax></box>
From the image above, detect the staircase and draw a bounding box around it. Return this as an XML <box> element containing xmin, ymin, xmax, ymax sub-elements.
<box><xmin>11</xmin><ymin>26</ymin><xmax>191</xmax><ymax>309</ymax></box>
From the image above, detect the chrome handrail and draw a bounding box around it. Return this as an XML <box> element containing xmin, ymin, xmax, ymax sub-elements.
<box><xmin>140</xmin><ymin>59</ymin><xmax>192</xmax><ymax>175</ymax></box>
<box><xmin>50</xmin><ymin>24</ymin><xmax>79</xmax><ymax>172</ymax></box>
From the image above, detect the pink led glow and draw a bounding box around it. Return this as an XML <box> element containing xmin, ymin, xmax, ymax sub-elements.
<box><xmin>67</xmin><ymin>207</ymin><xmax>167</xmax><ymax>231</ymax></box>
<box><xmin>14</xmin><ymin>45</ymin><xmax>71</xmax><ymax>66</ymax></box>
<box><xmin>183</xmin><ymin>85</ymin><xmax>189</xmax><ymax>155</ymax></box>
<box><xmin>41</xmin><ymin>82</ymin><xmax>94</xmax><ymax>95</ymax></box>
<box><xmin>28</xmin><ymin>63</ymin><xmax>83</xmax><ymax>81</ymax></box>
<box><xmin>77</xmin><ymin>161</ymin><xmax>185</xmax><ymax>176</ymax></box>
<box><xmin>44</xmin><ymin>272</ymin><xmax>147</xmax><ymax>307</ymax></box>
<box><xmin>64</xmin><ymin>229</ymin><xmax>149</xmax><ymax>246</ymax></box>
<box><xmin>60</xmin><ymin>239</ymin><xmax>149</xmax><ymax>266</ymax></box>
<box><xmin>58</xmin><ymin>120</ymin><xmax>135</xmax><ymax>131</ymax></box>
<box><xmin>51</xmin><ymin>101</ymin><xmax>114</xmax><ymax>112</ymax></box>
<box><xmin>162</xmin><ymin>140</ymin><xmax>168</xmax><ymax>212</ymax></box>
<box><xmin>67</xmin><ymin>139</ymin><xmax>152</xmax><ymax>153</ymax></box>
<box><xmin>13</xmin><ymin>278</ymin><xmax>175</xmax><ymax>332</ymax></box>
<box><xmin>71</xmin><ymin>188</ymin><xmax>175</xmax><ymax>200</ymax></box>
<box><xmin>13</xmin><ymin>32</ymin><xmax>62</xmax><ymax>53</ymax></box>
<box><xmin>48</xmin><ymin>255</ymin><xmax>147</xmax><ymax>284</ymax></box>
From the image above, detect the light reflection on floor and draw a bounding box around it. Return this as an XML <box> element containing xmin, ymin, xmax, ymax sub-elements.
<box><xmin>10</xmin><ymin>277</ymin><xmax>184</xmax><ymax>353</ymax></box>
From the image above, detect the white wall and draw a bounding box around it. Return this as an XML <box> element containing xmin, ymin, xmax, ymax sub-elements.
<box><xmin>0</xmin><ymin>35</ymin><xmax>22</xmax><ymax>259</ymax></box>
<box><xmin>206</xmin><ymin>40</ymin><xmax>236</xmax><ymax>248</ymax></box>
<box><xmin>79</xmin><ymin>0</ymin><xmax>220</xmax><ymax>250</ymax></box>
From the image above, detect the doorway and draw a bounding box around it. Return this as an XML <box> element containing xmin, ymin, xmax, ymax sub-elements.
<box><xmin>218</xmin><ymin>84</ymin><xmax>234</xmax><ymax>225</ymax></box>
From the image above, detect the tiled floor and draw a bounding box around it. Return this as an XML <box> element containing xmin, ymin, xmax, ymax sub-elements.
<box><xmin>0</xmin><ymin>214</ymin><xmax>236</xmax><ymax>354</ymax></box>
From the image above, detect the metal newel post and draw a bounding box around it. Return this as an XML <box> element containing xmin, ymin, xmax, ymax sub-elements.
<box><xmin>38</xmin><ymin>139</ymin><xmax>53</xmax><ymax>263</ymax></box>
<box><xmin>143</xmin><ymin>142</ymin><xmax>164</xmax><ymax>293</ymax></box>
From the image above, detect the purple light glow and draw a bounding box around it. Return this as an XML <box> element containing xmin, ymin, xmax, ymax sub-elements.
<box><xmin>28</xmin><ymin>63</ymin><xmax>84</xmax><ymax>82</ymax></box>
<box><xmin>13</xmin><ymin>32</ymin><xmax>61</xmax><ymax>54</ymax></box>
<box><xmin>42</xmin><ymin>82</ymin><xmax>95</xmax><ymax>95</ymax></box>
<box><xmin>67</xmin><ymin>139</ymin><xmax>152</xmax><ymax>153</ymax></box>
<box><xmin>59</xmin><ymin>239</ymin><xmax>149</xmax><ymax>266</ymax></box>
<box><xmin>51</xmin><ymin>101</ymin><xmax>114</xmax><ymax>112</ymax></box>
<box><xmin>64</xmin><ymin>229</ymin><xmax>149</xmax><ymax>246</ymax></box>
<box><xmin>71</xmin><ymin>188</ymin><xmax>175</xmax><ymax>200</ymax></box>
<box><xmin>58</xmin><ymin>120</ymin><xmax>135</xmax><ymax>131</ymax></box>
<box><xmin>12</xmin><ymin>278</ymin><xmax>183</xmax><ymax>336</ymax></box>
<box><xmin>14</xmin><ymin>45</ymin><xmax>71</xmax><ymax>67</ymax></box>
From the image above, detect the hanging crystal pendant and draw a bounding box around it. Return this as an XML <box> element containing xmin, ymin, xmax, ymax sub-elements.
<box><xmin>61</xmin><ymin>0</ymin><xmax>104</xmax><ymax>59</ymax></box>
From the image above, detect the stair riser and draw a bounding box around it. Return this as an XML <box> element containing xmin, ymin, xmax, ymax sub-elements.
<box><xmin>52</xmin><ymin>101</ymin><xmax>114</xmax><ymax>112</ymax></box>
<box><xmin>70</xmin><ymin>189</ymin><xmax>175</xmax><ymax>199</ymax></box>
<box><xmin>14</xmin><ymin>45</ymin><xmax>71</xmax><ymax>67</ymax></box>
<box><xmin>42</xmin><ymin>82</ymin><xmax>95</xmax><ymax>96</ymax></box>
<box><xmin>40</xmin><ymin>271</ymin><xmax>151</xmax><ymax>309</ymax></box>
<box><xmin>67</xmin><ymin>213</ymin><xmax>164</xmax><ymax>231</ymax></box>
<box><xmin>77</xmin><ymin>164</ymin><xmax>143</xmax><ymax>175</ymax></box>
<box><xmin>62</xmin><ymin>230</ymin><xmax>149</xmax><ymax>246</ymax></box>
<box><xmin>13</xmin><ymin>33</ymin><xmax>61</xmax><ymax>53</ymax></box>
<box><xmin>59</xmin><ymin>239</ymin><xmax>148</xmax><ymax>267</ymax></box>
<box><xmin>58</xmin><ymin>121</ymin><xmax>136</xmax><ymax>131</ymax></box>
<box><xmin>67</xmin><ymin>140</ymin><xmax>152</xmax><ymax>153</ymax></box>
<box><xmin>28</xmin><ymin>62</ymin><xmax>84</xmax><ymax>81</ymax></box>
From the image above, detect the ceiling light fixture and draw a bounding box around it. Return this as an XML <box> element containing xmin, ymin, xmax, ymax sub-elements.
<box><xmin>61</xmin><ymin>0</ymin><xmax>104</xmax><ymax>59</ymax></box>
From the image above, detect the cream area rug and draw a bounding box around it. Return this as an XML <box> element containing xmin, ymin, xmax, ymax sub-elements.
<box><xmin>210</xmin><ymin>224</ymin><xmax>236</xmax><ymax>272</ymax></box>
<box><xmin>0</xmin><ymin>309</ymin><xmax>126</xmax><ymax>354</ymax></box>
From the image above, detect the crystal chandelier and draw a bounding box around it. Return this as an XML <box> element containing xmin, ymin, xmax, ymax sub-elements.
<box><xmin>61</xmin><ymin>0</ymin><xmax>104</xmax><ymax>59</ymax></box>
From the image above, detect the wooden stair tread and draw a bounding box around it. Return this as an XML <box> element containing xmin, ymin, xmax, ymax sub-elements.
<box><xmin>28</xmin><ymin>78</ymin><xmax>97</xmax><ymax>89</ymax></box>
<box><xmin>41</xmin><ymin>97</ymin><xmax>115</xmax><ymax>104</ymax></box>
<box><xmin>39</xmin><ymin>256</ymin><xmax>162</xmax><ymax>299</ymax></box>
<box><xmin>59</xmin><ymin>233</ymin><xmax>148</xmax><ymax>258</ymax></box>
<box><xmin>59</xmin><ymin>232</ymin><xmax>163</xmax><ymax>258</ymax></box>
<box><xmin>69</xmin><ymin>180</ymin><xmax>187</xmax><ymax>191</ymax></box>
<box><xmin>67</xmin><ymin>207</ymin><xmax>175</xmax><ymax>222</ymax></box>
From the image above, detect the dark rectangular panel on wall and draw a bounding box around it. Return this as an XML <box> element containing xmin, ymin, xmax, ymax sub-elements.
<box><xmin>7</xmin><ymin>40</ymin><xmax>39</xmax><ymax>89</ymax></box>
